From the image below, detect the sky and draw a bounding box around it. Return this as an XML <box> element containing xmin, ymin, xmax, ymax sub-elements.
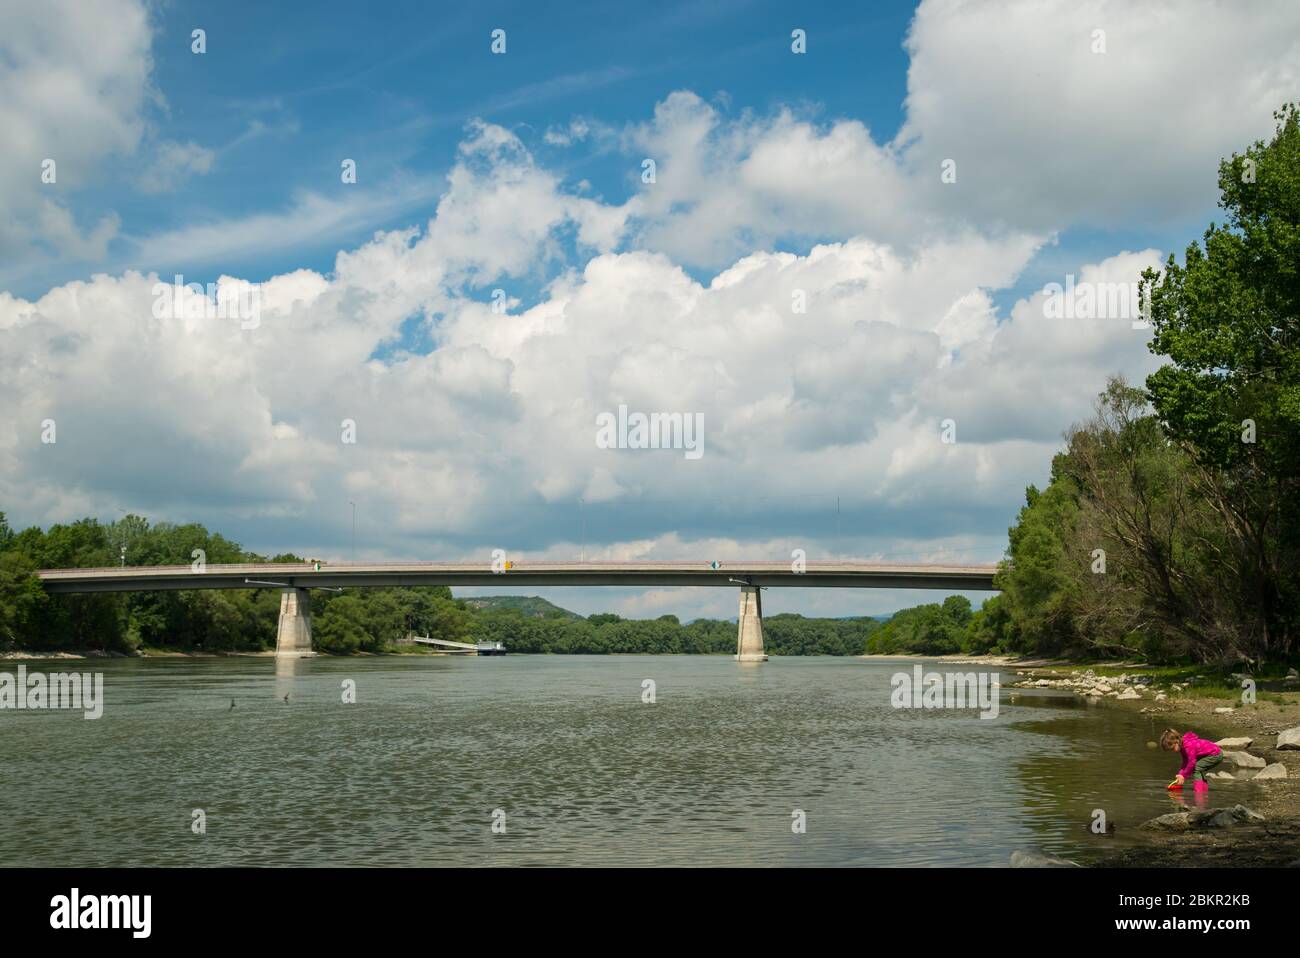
<box><xmin>1</xmin><ymin>0</ymin><xmax>1297</xmax><ymax>620</ymax></box>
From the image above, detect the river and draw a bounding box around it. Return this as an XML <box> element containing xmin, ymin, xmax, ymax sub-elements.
<box><xmin>0</xmin><ymin>654</ymin><xmax>1199</xmax><ymax>866</ymax></box>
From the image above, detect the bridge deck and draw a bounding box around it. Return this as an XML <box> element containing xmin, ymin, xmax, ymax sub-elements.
<box><xmin>36</xmin><ymin>561</ymin><xmax>999</xmax><ymax>593</ymax></box>
<box><xmin>410</xmin><ymin>636</ymin><xmax>478</xmax><ymax>651</ymax></box>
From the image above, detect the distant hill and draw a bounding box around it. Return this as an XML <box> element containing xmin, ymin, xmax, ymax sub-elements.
<box><xmin>460</xmin><ymin>595</ymin><xmax>583</xmax><ymax>620</ymax></box>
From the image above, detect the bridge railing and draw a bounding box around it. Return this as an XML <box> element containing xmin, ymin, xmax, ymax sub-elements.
<box><xmin>37</xmin><ymin>559</ymin><xmax>1002</xmax><ymax>576</ymax></box>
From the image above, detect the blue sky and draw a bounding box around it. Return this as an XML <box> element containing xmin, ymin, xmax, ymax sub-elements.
<box><xmin>16</xmin><ymin>0</ymin><xmax>912</xmax><ymax>294</ymax></box>
<box><xmin>2</xmin><ymin>0</ymin><xmax>1295</xmax><ymax>619</ymax></box>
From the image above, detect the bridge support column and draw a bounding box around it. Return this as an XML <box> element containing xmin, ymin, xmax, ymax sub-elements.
<box><xmin>735</xmin><ymin>586</ymin><xmax>767</xmax><ymax>662</ymax></box>
<box><xmin>275</xmin><ymin>587</ymin><xmax>314</xmax><ymax>656</ymax></box>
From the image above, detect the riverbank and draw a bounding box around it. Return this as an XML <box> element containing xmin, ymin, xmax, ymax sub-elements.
<box><xmin>1008</xmin><ymin>662</ymin><xmax>1300</xmax><ymax>867</ymax></box>
<box><xmin>859</xmin><ymin>653</ymin><xmax>1072</xmax><ymax>667</ymax></box>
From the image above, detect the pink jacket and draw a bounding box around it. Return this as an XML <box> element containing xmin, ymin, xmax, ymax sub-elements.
<box><xmin>1178</xmin><ymin>731</ymin><xmax>1222</xmax><ymax>778</ymax></box>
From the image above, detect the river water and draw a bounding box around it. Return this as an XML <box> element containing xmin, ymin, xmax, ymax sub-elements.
<box><xmin>0</xmin><ymin>655</ymin><xmax>1217</xmax><ymax>866</ymax></box>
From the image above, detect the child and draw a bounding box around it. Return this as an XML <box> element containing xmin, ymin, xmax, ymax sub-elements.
<box><xmin>1159</xmin><ymin>728</ymin><xmax>1223</xmax><ymax>792</ymax></box>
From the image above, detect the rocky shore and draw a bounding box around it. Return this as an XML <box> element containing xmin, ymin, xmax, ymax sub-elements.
<box><xmin>1007</xmin><ymin>662</ymin><xmax>1300</xmax><ymax>867</ymax></box>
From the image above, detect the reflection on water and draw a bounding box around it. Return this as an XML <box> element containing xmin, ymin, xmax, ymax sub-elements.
<box><xmin>0</xmin><ymin>655</ymin><xmax>1230</xmax><ymax>866</ymax></box>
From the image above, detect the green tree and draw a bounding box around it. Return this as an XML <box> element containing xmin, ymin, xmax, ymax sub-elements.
<box><xmin>313</xmin><ymin>595</ymin><xmax>372</xmax><ymax>654</ymax></box>
<box><xmin>1143</xmin><ymin>104</ymin><xmax>1300</xmax><ymax>660</ymax></box>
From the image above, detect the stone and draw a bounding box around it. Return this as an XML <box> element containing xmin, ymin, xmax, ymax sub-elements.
<box><xmin>1010</xmin><ymin>849</ymin><xmax>1081</xmax><ymax>868</ymax></box>
<box><xmin>1141</xmin><ymin>812</ymin><xmax>1194</xmax><ymax>831</ymax></box>
<box><xmin>1203</xmin><ymin>804</ymin><xmax>1265</xmax><ymax>826</ymax></box>
<box><xmin>1213</xmin><ymin>707</ymin><xmax>1235</xmax><ymax>714</ymax></box>
<box><xmin>1215</xmin><ymin>737</ymin><xmax>1253</xmax><ymax>749</ymax></box>
<box><xmin>1223</xmin><ymin>750</ymin><xmax>1266</xmax><ymax>768</ymax></box>
<box><xmin>1154</xmin><ymin>693</ymin><xmax>1167</xmax><ymax>701</ymax></box>
<box><xmin>1276</xmin><ymin>726</ymin><xmax>1300</xmax><ymax>751</ymax></box>
<box><xmin>1141</xmin><ymin>805</ymin><xmax>1264</xmax><ymax>831</ymax></box>
<box><xmin>1208</xmin><ymin>771</ymin><xmax>1235</xmax><ymax>780</ymax></box>
<box><xmin>1252</xmin><ymin>763</ymin><xmax>1288</xmax><ymax>780</ymax></box>
<box><xmin>1116</xmin><ymin>688</ymin><xmax>1141</xmax><ymax>700</ymax></box>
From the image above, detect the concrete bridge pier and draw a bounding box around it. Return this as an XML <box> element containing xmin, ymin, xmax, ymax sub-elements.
<box><xmin>735</xmin><ymin>585</ymin><xmax>768</xmax><ymax>662</ymax></box>
<box><xmin>275</xmin><ymin>587</ymin><xmax>314</xmax><ymax>656</ymax></box>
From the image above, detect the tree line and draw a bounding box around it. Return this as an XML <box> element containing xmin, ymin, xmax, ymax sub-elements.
<box><xmin>470</xmin><ymin>608</ymin><xmax>875</xmax><ymax>656</ymax></box>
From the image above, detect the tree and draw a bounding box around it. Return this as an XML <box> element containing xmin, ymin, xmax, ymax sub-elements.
<box><xmin>1143</xmin><ymin>103</ymin><xmax>1300</xmax><ymax>661</ymax></box>
<box><xmin>0</xmin><ymin>551</ymin><xmax>53</xmax><ymax>650</ymax></box>
<box><xmin>313</xmin><ymin>595</ymin><xmax>371</xmax><ymax>654</ymax></box>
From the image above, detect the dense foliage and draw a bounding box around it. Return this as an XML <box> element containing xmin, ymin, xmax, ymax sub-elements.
<box><xmin>446</xmin><ymin>608</ymin><xmax>875</xmax><ymax>655</ymax></box>
<box><xmin>1141</xmin><ymin>104</ymin><xmax>1300</xmax><ymax>661</ymax></box>
<box><xmin>866</xmin><ymin>596</ymin><xmax>973</xmax><ymax>656</ymax></box>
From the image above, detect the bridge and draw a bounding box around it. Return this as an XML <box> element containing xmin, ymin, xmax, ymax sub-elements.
<box><xmin>36</xmin><ymin>560</ymin><xmax>1000</xmax><ymax>663</ymax></box>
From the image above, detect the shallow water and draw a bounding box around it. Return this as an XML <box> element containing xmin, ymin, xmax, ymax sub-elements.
<box><xmin>0</xmin><ymin>655</ymin><xmax>1233</xmax><ymax>866</ymax></box>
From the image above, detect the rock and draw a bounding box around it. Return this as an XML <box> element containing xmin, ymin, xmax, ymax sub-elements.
<box><xmin>1277</xmin><ymin>726</ymin><xmax>1300</xmax><ymax>751</ymax></box>
<box><xmin>1252</xmin><ymin>763</ymin><xmax>1288</xmax><ymax>780</ymax></box>
<box><xmin>1208</xmin><ymin>771</ymin><xmax>1235</xmax><ymax>780</ymax></box>
<box><xmin>1141</xmin><ymin>812</ymin><xmax>1194</xmax><ymax>830</ymax></box>
<box><xmin>1215</xmin><ymin>737</ymin><xmax>1253</xmax><ymax>749</ymax></box>
<box><xmin>1201</xmin><ymin>805</ymin><xmax>1266</xmax><ymax>827</ymax></box>
<box><xmin>1224</xmin><ymin>750</ymin><xmax>1266</xmax><ymax>768</ymax></box>
<box><xmin>1010</xmin><ymin>849</ymin><xmax>1082</xmax><ymax>868</ymax></box>
<box><xmin>1146</xmin><ymin>741</ymin><xmax>1158</xmax><ymax>749</ymax></box>
<box><xmin>1155</xmin><ymin>693</ymin><xmax>1167</xmax><ymax>701</ymax></box>
<box><xmin>1213</xmin><ymin>707</ymin><xmax>1235</xmax><ymax>714</ymax></box>
<box><xmin>1117</xmin><ymin>688</ymin><xmax>1141</xmax><ymax>700</ymax></box>
<box><xmin>1141</xmin><ymin>805</ymin><xmax>1265</xmax><ymax>831</ymax></box>
<box><xmin>1288</xmin><ymin>668</ymin><xmax>1299</xmax><ymax>678</ymax></box>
